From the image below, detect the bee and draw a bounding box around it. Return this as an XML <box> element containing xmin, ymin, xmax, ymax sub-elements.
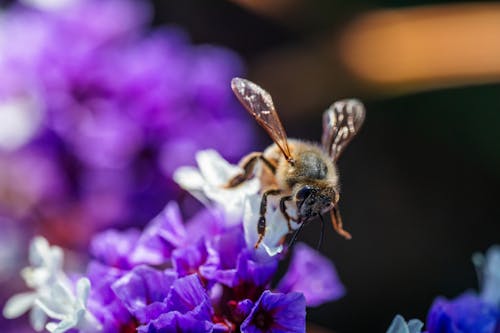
<box><xmin>227</xmin><ymin>77</ymin><xmax>365</xmax><ymax>248</ymax></box>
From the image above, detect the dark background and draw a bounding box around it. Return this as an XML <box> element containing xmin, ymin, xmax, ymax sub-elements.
<box><xmin>152</xmin><ymin>1</ymin><xmax>500</xmax><ymax>332</ymax></box>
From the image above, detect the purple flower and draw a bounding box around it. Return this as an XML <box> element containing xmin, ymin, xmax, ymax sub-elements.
<box><xmin>240</xmin><ymin>291</ymin><xmax>306</xmax><ymax>333</ymax></box>
<box><xmin>138</xmin><ymin>274</ymin><xmax>215</xmax><ymax>332</ymax></box>
<box><xmin>172</xmin><ymin>239</ymin><xmax>220</xmax><ymax>280</ymax></box>
<box><xmin>0</xmin><ymin>0</ymin><xmax>252</xmax><ymax>251</ymax></box>
<box><xmin>276</xmin><ymin>242</ymin><xmax>345</xmax><ymax>307</ymax></box>
<box><xmin>86</xmin><ymin>262</ymin><xmax>133</xmax><ymax>332</ymax></box>
<box><xmin>5</xmin><ymin>150</ymin><xmax>346</xmax><ymax>332</ymax></box>
<box><xmin>130</xmin><ymin>202</ymin><xmax>188</xmax><ymax>265</ymax></box>
<box><xmin>89</xmin><ymin>229</ymin><xmax>141</xmax><ymax>269</ymax></box>
<box><xmin>112</xmin><ymin>265</ymin><xmax>177</xmax><ymax>323</ymax></box>
<box><xmin>138</xmin><ymin>311</ymin><xmax>214</xmax><ymax>333</ymax></box>
<box><xmin>426</xmin><ymin>293</ymin><xmax>500</xmax><ymax>333</ymax></box>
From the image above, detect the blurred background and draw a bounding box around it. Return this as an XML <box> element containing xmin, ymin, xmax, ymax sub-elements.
<box><xmin>1</xmin><ymin>0</ymin><xmax>500</xmax><ymax>332</ymax></box>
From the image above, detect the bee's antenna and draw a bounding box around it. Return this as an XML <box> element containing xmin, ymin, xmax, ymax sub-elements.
<box><xmin>317</xmin><ymin>214</ymin><xmax>325</xmax><ymax>250</ymax></box>
<box><xmin>288</xmin><ymin>222</ymin><xmax>305</xmax><ymax>249</ymax></box>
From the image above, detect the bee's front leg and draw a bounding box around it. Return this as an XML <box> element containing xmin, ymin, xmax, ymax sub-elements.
<box><xmin>225</xmin><ymin>152</ymin><xmax>277</xmax><ymax>188</ymax></box>
<box><xmin>330</xmin><ymin>206</ymin><xmax>352</xmax><ymax>240</ymax></box>
<box><xmin>255</xmin><ymin>188</ymin><xmax>281</xmax><ymax>248</ymax></box>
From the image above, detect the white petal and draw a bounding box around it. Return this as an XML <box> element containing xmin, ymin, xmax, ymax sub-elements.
<box><xmin>22</xmin><ymin>267</ymin><xmax>49</xmax><ymax>288</ymax></box>
<box><xmin>243</xmin><ymin>194</ymin><xmax>262</xmax><ymax>249</ymax></box>
<box><xmin>386</xmin><ymin>315</ymin><xmax>410</xmax><ymax>333</ymax></box>
<box><xmin>244</xmin><ymin>194</ymin><xmax>299</xmax><ymax>257</ymax></box>
<box><xmin>30</xmin><ymin>305</ymin><xmax>48</xmax><ymax>331</ymax></box>
<box><xmin>29</xmin><ymin>236</ymin><xmax>50</xmax><ymax>266</ymax></box>
<box><xmin>407</xmin><ymin>319</ymin><xmax>424</xmax><ymax>333</ymax></box>
<box><xmin>196</xmin><ymin>150</ymin><xmax>242</xmax><ymax>186</ymax></box>
<box><xmin>45</xmin><ymin>310</ymin><xmax>81</xmax><ymax>333</ymax></box>
<box><xmin>2</xmin><ymin>292</ymin><xmax>36</xmax><ymax>318</ymax></box>
<box><xmin>48</xmin><ymin>247</ymin><xmax>64</xmax><ymax>272</ymax></box>
<box><xmin>173</xmin><ymin>167</ymin><xmax>211</xmax><ymax>206</ymax></box>
<box><xmin>76</xmin><ymin>278</ymin><xmax>91</xmax><ymax>305</ymax></box>
<box><xmin>479</xmin><ymin>245</ymin><xmax>500</xmax><ymax>305</ymax></box>
<box><xmin>35</xmin><ymin>298</ymin><xmax>66</xmax><ymax>320</ymax></box>
<box><xmin>173</xmin><ymin>166</ymin><xmax>205</xmax><ymax>191</ymax></box>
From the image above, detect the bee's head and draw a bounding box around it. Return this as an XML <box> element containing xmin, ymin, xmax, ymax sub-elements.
<box><xmin>293</xmin><ymin>183</ymin><xmax>338</xmax><ymax>222</ymax></box>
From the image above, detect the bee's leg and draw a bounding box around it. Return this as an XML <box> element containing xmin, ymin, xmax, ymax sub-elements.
<box><xmin>255</xmin><ymin>189</ymin><xmax>281</xmax><ymax>248</ymax></box>
<box><xmin>330</xmin><ymin>206</ymin><xmax>352</xmax><ymax>240</ymax></box>
<box><xmin>225</xmin><ymin>152</ymin><xmax>277</xmax><ymax>188</ymax></box>
<box><xmin>279</xmin><ymin>195</ymin><xmax>297</xmax><ymax>232</ymax></box>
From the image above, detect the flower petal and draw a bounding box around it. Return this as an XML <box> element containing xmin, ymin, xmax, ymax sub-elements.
<box><xmin>244</xmin><ymin>194</ymin><xmax>298</xmax><ymax>257</ymax></box>
<box><xmin>174</xmin><ymin>149</ymin><xmax>261</xmax><ymax>226</ymax></box>
<box><xmin>138</xmin><ymin>311</ymin><xmax>213</xmax><ymax>333</ymax></box>
<box><xmin>477</xmin><ymin>245</ymin><xmax>500</xmax><ymax>306</ymax></box>
<box><xmin>76</xmin><ymin>277</ymin><xmax>91</xmax><ymax>306</ymax></box>
<box><xmin>2</xmin><ymin>292</ymin><xmax>37</xmax><ymax>318</ymax></box>
<box><xmin>90</xmin><ymin>229</ymin><xmax>141</xmax><ymax>269</ymax></box>
<box><xmin>386</xmin><ymin>315</ymin><xmax>423</xmax><ymax>333</ymax></box>
<box><xmin>130</xmin><ymin>202</ymin><xmax>187</xmax><ymax>265</ymax></box>
<box><xmin>30</xmin><ymin>305</ymin><xmax>48</xmax><ymax>331</ymax></box>
<box><xmin>276</xmin><ymin>243</ymin><xmax>345</xmax><ymax>307</ymax></box>
<box><xmin>112</xmin><ymin>265</ymin><xmax>176</xmax><ymax>315</ymax></box>
<box><xmin>241</xmin><ymin>291</ymin><xmax>306</xmax><ymax>333</ymax></box>
<box><xmin>426</xmin><ymin>292</ymin><xmax>499</xmax><ymax>333</ymax></box>
<box><xmin>196</xmin><ymin>150</ymin><xmax>242</xmax><ymax>186</ymax></box>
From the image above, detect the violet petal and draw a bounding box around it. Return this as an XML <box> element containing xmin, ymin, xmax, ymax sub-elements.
<box><xmin>89</xmin><ymin>229</ymin><xmax>140</xmax><ymax>269</ymax></box>
<box><xmin>241</xmin><ymin>291</ymin><xmax>306</xmax><ymax>333</ymax></box>
<box><xmin>426</xmin><ymin>292</ymin><xmax>500</xmax><ymax>333</ymax></box>
<box><xmin>111</xmin><ymin>265</ymin><xmax>177</xmax><ymax>322</ymax></box>
<box><xmin>276</xmin><ymin>243</ymin><xmax>345</xmax><ymax>307</ymax></box>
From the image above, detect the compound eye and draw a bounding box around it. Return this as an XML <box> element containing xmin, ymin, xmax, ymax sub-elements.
<box><xmin>296</xmin><ymin>185</ymin><xmax>313</xmax><ymax>201</ymax></box>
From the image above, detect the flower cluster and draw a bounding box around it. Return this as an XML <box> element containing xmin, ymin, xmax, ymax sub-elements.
<box><xmin>2</xmin><ymin>237</ymin><xmax>100</xmax><ymax>332</ymax></box>
<box><xmin>387</xmin><ymin>245</ymin><xmax>500</xmax><ymax>333</ymax></box>
<box><xmin>4</xmin><ymin>151</ymin><xmax>345</xmax><ymax>332</ymax></box>
<box><xmin>0</xmin><ymin>0</ymin><xmax>252</xmax><ymax>248</ymax></box>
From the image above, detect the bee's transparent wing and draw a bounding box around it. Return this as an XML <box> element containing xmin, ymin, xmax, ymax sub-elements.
<box><xmin>322</xmin><ymin>99</ymin><xmax>365</xmax><ymax>161</ymax></box>
<box><xmin>231</xmin><ymin>78</ymin><xmax>293</xmax><ymax>161</ymax></box>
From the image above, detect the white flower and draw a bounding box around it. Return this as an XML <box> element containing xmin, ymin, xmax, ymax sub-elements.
<box><xmin>174</xmin><ymin>149</ymin><xmax>299</xmax><ymax>256</ymax></box>
<box><xmin>473</xmin><ymin>244</ymin><xmax>500</xmax><ymax>306</ymax></box>
<box><xmin>386</xmin><ymin>315</ymin><xmax>423</xmax><ymax>333</ymax></box>
<box><xmin>37</xmin><ymin>278</ymin><xmax>101</xmax><ymax>333</ymax></box>
<box><xmin>3</xmin><ymin>237</ymin><xmax>64</xmax><ymax>330</ymax></box>
<box><xmin>244</xmin><ymin>193</ymin><xmax>299</xmax><ymax>257</ymax></box>
<box><xmin>173</xmin><ymin>149</ymin><xmax>260</xmax><ymax>226</ymax></box>
<box><xmin>2</xmin><ymin>237</ymin><xmax>101</xmax><ymax>333</ymax></box>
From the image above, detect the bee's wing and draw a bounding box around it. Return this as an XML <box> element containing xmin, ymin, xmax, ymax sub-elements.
<box><xmin>231</xmin><ymin>77</ymin><xmax>293</xmax><ymax>161</ymax></box>
<box><xmin>322</xmin><ymin>99</ymin><xmax>365</xmax><ymax>161</ymax></box>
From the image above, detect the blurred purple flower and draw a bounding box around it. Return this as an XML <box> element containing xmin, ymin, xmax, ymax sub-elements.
<box><xmin>419</xmin><ymin>245</ymin><xmax>500</xmax><ymax>333</ymax></box>
<box><xmin>426</xmin><ymin>293</ymin><xmax>499</xmax><ymax>333</ymax></box>
<box><xmin>0</xmin><ymin>0</ymin><xmax>252</xmax><ymax>250</ymax></box>
<box><xmin>89</xmin><ymin>229</ymin><xmax>141</xmax><ymax>270</ymax></box>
